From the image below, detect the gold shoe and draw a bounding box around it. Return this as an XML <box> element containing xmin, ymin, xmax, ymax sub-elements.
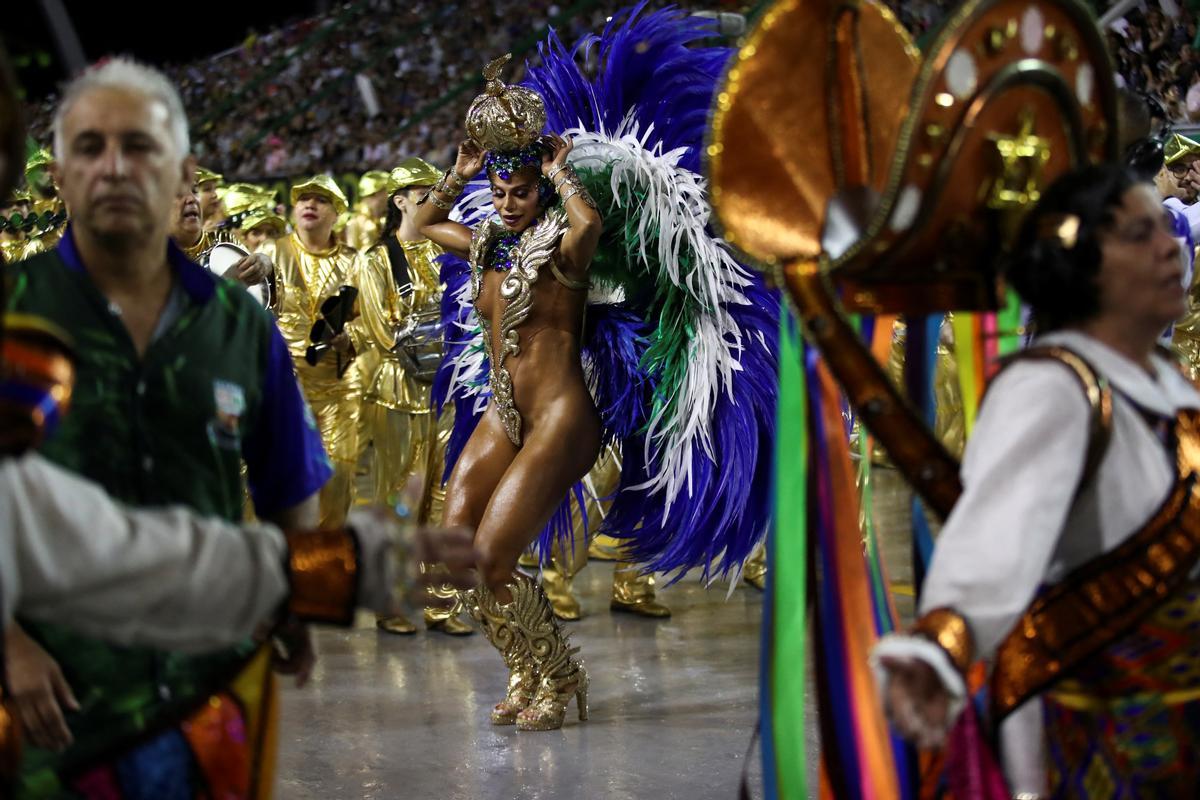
<box><xmin>505</xmin><ymin>575</ymin><xmax>590</xmax><ymax>731</ymax></box>
<box><xmin>542</xmin><ymin>563</ymin><xmax>582</xmax><ymax>621</ymax></box>
<box><xmin>610</xmin><ymin>563</ymin><xmax>671</xmax><ymax>618</ymax></box>
<box><xmin>376</xmin><ymin>613</ymin><xmax>418</xmax><ymax>635</ymax></box>
<box><xmin>461</xmin><ymin>586</ymin><xmax>538</xmax><ymax>725</ymax></box>
<box><xmin>743</xmin><ymin>543</ymin><xmax>767</xmax><ymax>592</ymax></box>
<box><xmin>423</xmin><ymin>608</ymin><xmax>475</xmax><ymax>636</ymax></box>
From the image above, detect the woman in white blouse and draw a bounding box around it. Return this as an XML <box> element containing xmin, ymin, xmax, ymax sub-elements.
<box><xmin>875</xmin><ymin>163</ymin><xmax>1200</xmax><ymax>797</ymax></box>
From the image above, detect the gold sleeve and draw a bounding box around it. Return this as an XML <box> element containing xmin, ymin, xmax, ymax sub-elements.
<box><xmin>346</xmin><ymin>248</ymin><xmax>397</xmax><ymax>357</ymax></box>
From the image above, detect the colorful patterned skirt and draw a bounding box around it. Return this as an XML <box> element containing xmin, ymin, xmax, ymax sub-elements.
<box><xmin>1044</xmin><ymin>584</ymin><xmax>1200</xmax><ymax>799</ymax></box>
<box><xmin>17</xmin><ymin>647</ymin><xmax>278</xmax><ymax>800</ymax></box>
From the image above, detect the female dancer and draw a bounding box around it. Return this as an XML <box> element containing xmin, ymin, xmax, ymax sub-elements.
<box><xmin>412</xmin><ymin>62</ymin><xmax>602</xmax><ymax>731</ymax></box>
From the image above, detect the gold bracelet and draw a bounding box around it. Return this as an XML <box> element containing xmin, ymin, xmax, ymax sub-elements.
<box><xmin>545</xmin><ymin>163</ymin><xmax>568</xmax><ymax>183</ymax></box>
<box><xmin>432</xmin><ymin>169</ymin><xmax>465</xmax><ymax>200</ymax></box>
<box><xmin>425</xmin><ymin>191</ymin><xmax>453</xmax><ymax>210</ymax></box>
<box><xmin>555</xmin><ymin>167</ymin><xmax>596</xmax><ymax>209</ymax></box>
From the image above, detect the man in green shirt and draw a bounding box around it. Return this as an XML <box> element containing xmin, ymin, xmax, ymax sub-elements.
<box><xmin>4</xmin><ymin>57</ymin><xmax>333</xmax><ymax>797</ymax></box>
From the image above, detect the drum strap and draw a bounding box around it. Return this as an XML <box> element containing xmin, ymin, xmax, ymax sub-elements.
<box><xmin>384</xmin><ymin>238</ymin><xmax>414</xmax><ymax>299</ymax></box>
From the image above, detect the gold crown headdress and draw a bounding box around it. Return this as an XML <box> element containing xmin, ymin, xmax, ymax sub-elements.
<box><xmin>465</xmin><ymin>55</ymin><xmax>547</xmax><ymax>152</ymax></box>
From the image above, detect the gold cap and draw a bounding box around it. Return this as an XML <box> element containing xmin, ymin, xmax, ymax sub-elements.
<box><xmin>290</xmin><ymin>174</ymin><xmax>349</xmax><ymax>216</ymax></box>
<box><xmin>1165</xmin><ymin>133</ymin><xmax>1200</xmax><ymax>167</ymax></box>
<box><xmin>389</xmin><ymin>157</ymin><xmax>442</xmax><ymax>190</ymax></box>
<box><xmin>241</xmin><ymin>206</ymin><xmax>287</xmax><ymax>233</ymax></box>
<box><xmin>194</xmin><ymin>166</ymin><xmax>224</xmax><ymax>187</ymax></box>
<box><xmin>219</xmin><ymin>183</ymin><xmax>276</xmax><ymax>216</ymax></box>
<box><xmin>465</xmin><ymin>54</ymin><xmax>546</xmax><ymax>152</ymax></box>
<box><xmin>358</xmin><ymin>170</ymin><xmax>393</xmax><ymax>198</ymax></box>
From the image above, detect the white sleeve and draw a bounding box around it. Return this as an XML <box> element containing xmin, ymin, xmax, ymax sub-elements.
<box><xmin>872</xmin><ymin>361</ymin><xmax>1091</xmax><ymax>735</ymax></box>
<box><xmin>0</xmin><ymin>454</ymin><xmax>290</xmax><ymax>652</ymax></box>
<box><xmin>918</xmin><ymin>359</ymin><xmax>1092</xmax><ymax>657</ymax></box>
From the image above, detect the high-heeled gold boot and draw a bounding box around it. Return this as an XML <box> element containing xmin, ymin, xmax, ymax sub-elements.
<box><xmin>461</xmin><ymin>586</ymin><xmax>538</xmax><ymax>725</ymax></box>
<box><xmin>742</xmin><ymin>543</ymin><xmax>767</xmax><ymax>592</ymax></box>
<box><xmin>505</xmin><ymin>575</ymin><xmax>589</xmax><ymax>731</ymax></box>
<box><xmin>610</xmin><ymin>562</ymin><xmax>671</xmax><ymax>618</ymax></box>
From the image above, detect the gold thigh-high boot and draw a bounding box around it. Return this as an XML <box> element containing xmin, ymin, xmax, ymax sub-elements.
<box><xmin>461</xmin><ymin>585</ymin><xmax>538</xmax><ymax>725</ymax></box>
<box><xmin>506</xmin><ymin>575</ymin><xmax>589</xmax><ymax>732</ymax></box>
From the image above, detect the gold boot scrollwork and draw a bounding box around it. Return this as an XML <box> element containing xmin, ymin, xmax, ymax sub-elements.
<box><xmin>459</xmin><ymin>585</ymin><xmax>538</xmax><ymax>725</ymax></box>
<box><xmin>505</xmin><ymin>575</ymin><xmax>589</xmax><ymax>731</ymax></box>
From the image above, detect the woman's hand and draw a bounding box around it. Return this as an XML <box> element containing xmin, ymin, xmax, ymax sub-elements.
<box><xmin>454</xmin><ymin>140</ymin><xmax>486</xmax><ymax>181</ymax></box>
<box><xmin>541</xmin><ymin>133</ymin><xmax>573</xmax><ymax>178</ymax></box>
<box><xmin>878</xmin><ymin>655</ymin><xmax>953</xmax><ymax>749</ymax></box>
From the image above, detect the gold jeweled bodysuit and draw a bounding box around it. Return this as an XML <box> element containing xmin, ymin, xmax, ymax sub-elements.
<box><xmin>469</xmin><ymin>207</ymin><xmax>575</xmax><ymax>446</ymax></box>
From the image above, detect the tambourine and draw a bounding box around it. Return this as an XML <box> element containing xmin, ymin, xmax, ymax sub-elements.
<box><xmin>708</xmin><ymin>0</ymin><xmax>1119</xmax><ymax>516</ymax></box>
<box><xmin>206</xmin><ymin>241</ymin><xmax>271</xmax><ymax>308</ymax></box>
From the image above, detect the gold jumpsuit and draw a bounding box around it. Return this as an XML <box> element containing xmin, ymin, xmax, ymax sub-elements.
<box><xmin>1173</xmin><ymin>256</ymin><xmax>1200</xmax><ymax>380</ymax></box>
<box><xmin>346</xmin><ymin>239</ymin><xmax>445</xmax><ymax>507</ymax></box>
<box><xmin>262</xmin><ymin>233</ymin><xmax>364</xmax><ymax>527</ymax></box>
<box><xmin>344</xmin><ymin>210</ymin><xmax>382</xmax><ymax>253</ymax></box>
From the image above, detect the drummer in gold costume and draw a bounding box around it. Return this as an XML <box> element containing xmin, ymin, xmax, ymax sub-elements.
<box><xmin>240</xmin><ymin>206</ymin><xmax>287</xmax><ymax>252</ymax></box>
<box><xmin>20</xmin><ymin>147</ymin><xmax>67</xmax><ymax>258</ymax></box>
<box><xmin>171</xmin><ymin>168</ymin><xmax>223</xmax><ymax>260</ymax></box>
<box><xmin>261</xmin><ymin>174</ymin><xmax>365</xmax><ymax>527</ymax></box>
<box><xmin>346</xmin><ymin>158</ymin><xmax>472</xmax><ymax>636</ymax></box>
<box><xmin>345</xmin><ymin>170</ymin><xmax>391</xmax><ymax>252</ymax></box>
<box><xmin>196</xmin><ymin>165</ymin><xmax>225</xmax><ymax>231</ymax></box>
<box><xmin>169</xmin><ymin>177</ymin><xmax>273</xmax><ymax>288</ymax></box>
<box><xmin>0</xmin><ymin>187</ymin><xmax>31</xmax><ymax>263</ymax></box>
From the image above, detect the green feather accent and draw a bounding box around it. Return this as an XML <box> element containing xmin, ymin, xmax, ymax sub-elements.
<box><xmin>575</xmin><ymin>163</ymin><xmax>714</xmax><ymax>436</ymax></box>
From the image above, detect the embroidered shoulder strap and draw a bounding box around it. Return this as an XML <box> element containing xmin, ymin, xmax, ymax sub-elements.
<box><xmin>993</xmin><ymin>344</ymin><xmax>1113</xmax><ymax>498</ymax></box>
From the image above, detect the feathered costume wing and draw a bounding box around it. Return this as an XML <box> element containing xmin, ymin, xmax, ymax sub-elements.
<box><xmin>433</xmin><ymin>3</ymin><xmax>778</xmax><ymax>581</ymax></box>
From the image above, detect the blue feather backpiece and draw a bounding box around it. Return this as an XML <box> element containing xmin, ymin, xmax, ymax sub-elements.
<box><xmin>433</xmin><ymin>3</ymin><xmax>779</xmax><ymax>580</ymax></box>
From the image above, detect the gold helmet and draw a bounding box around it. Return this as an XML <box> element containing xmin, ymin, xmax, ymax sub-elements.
<box><xmin>218</xmin><ymin>183</ymin><xmax>276</xmax><ymax>217</ymax></box>
<box><xmin>357</xmin><ymin>170</ymin><xmax>392</xmax><ymax>198</ymax></box>
<box><xmin>1164</xmin><ymin>133</ymin><xmax>1200</xmax><ymax>167</ymax></box>
<box><xmin>389</xmin><ymin>157</ymin><xmax>442</xmax><ymax>190</ymax></box>
<box><xmin>465</xmin><ymin>54</ymin><xmax>546</xmax><ymax>152</ymax></box>
<box><xmin>194</xmin><ymin>166</ymin><xmax>224</xmax><ymax>188</ymax></box>
<box><xmin>290</xmin><ymin>174</ymin><xmax>349</xmax><ymax>216</ymax></box>
<box><xmin>241</xmin><ymin>206</ymin><xmax>286</xmax><ymax>234</ymax></box>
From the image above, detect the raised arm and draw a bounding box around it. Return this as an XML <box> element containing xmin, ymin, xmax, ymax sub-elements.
<box><xmin>541</xmin><ymin>133</ymin><xmax>602</xmax><ymax>278</ymax></box>
<box><xmin>412</xmin><ymin>141</ymin><xmax>487</xmax><ymax>259</ymax></box>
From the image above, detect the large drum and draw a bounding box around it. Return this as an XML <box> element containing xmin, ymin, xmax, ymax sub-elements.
<box><xmin>206</xmin><ymin>242</ymin><xmax>271</xmax><ymax>308</ymax></box>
